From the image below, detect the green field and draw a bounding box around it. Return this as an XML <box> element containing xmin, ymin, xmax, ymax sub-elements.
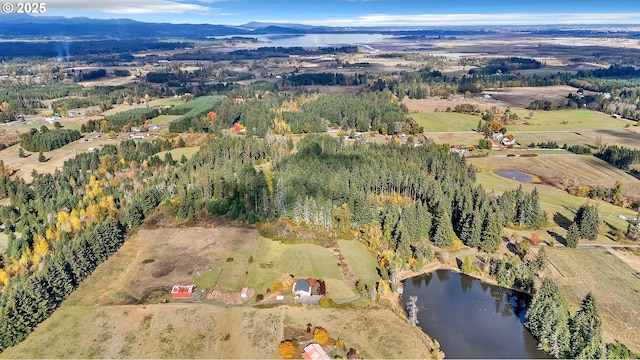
<box><xmin>147</xmin><ymin>98</ymin><xmax>185</xmax><ymax>107</ymax></box>
<box><xmin>156</xmin><ymin>146</ymin><xmax>200</xmax><ymax>161</ymax></box>
<box><xmin>246</xmin><ymin>237</ymin><xmax>354</xmax><ymax>299</ymax></box>
<box><xmin>412</xmin><ymin>112</ymin><xmax>481</xmax><ymax>132</ymax></box>
<box><xmin>338</xmin><ymin>239</ymin><xmax>379</xmax><ymax>286</ymax></box>
<box><xmin>508</xmin><ymin>109</ymin><xmax>632</xmax><ymax>131</ymax></box>
<box><xmin>150</xmin><ymin>115</ymin><xmax>175</xmax><ymax>125</ymax></box>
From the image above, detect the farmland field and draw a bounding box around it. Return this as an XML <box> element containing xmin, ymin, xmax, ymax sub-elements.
<box><xmin>468</xmin><ymin>156</ymin><xmax>638</xmax><ymax>242</ymax></box>
<box><xmin>468</xmin><ymin>153</ymin><xmax>640</xmax><ymax>198</ymax></box>
<box><xmin>546</xmin><ymin>247</ymin><xmax>640</xmax><ymax>353</ymax></box>
<box><xmin>65</xmin><ymin>227</ymin><xmax>357</xmax><ymax>306</ymax></box>
<box><xmin>483</xmin><ymin>85</ymin><xmax>591</xmax><ymax>108</ymax></box>
<box><xmin>507</xmin><ymin>109</ymin><xmax>632</xmax><ymax>131</ymax></box>
<box><xmin>412</xmin><ymin>112</ymin><xmax>481</xmax><ymax>132</ymax></box>
<box><xmin>0</xmin><ymin>304</ymin><xmax>437</xmax><ymax>359</ymax></box>
<box><xmin>513</xmin><ymin>128</ymin><xmax>640</xmax><ymax>150</ymax></box>
<box><xmin>0</xmin><ymin>226</ymin><xmax>440</xmax><ymax>359</ymax></box>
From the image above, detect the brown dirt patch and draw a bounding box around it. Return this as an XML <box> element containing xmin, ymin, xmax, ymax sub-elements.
<box><xmin>66</xmin><ymin>226</ymin><xmax>259</xmax><ymax>306</ymax></box>
<box><xmin>403</xmin><ymin>95</ymin><xmax>509</xmax><ymax>113</ymax></box>
<box><xmin>483</xmin><ymin>85</ymin><xmax>592</xmax><ymax>108</ymax></box>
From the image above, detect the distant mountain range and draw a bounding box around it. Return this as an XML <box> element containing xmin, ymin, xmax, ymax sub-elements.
<box><xmin>1</xmin><ymin>15</ymin><xmax>637</xmax><ymax>39</ymax></box>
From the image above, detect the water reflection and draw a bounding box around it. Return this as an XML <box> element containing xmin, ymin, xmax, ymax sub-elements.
<box><xmin>402</xmin><ymin>270</ymin><xmax>551</xmax><ymax>359</ymax></box>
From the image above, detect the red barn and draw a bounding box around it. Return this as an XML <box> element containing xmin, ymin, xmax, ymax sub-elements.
<box><xmin>171</xmin><ymin>284</ymin><xmax>196</xmax><ymax>299</ymax></box>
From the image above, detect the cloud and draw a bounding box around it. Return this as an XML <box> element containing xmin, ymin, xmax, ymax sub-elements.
<box><xmin>259</xmin><ymin>12</ymin><xmax>640</xmax><ymax>26</ymax></box>
<box><xmin>44</xmin><ymin>0</ymin><xmax>210</xmax><ymax>14</ymax></box>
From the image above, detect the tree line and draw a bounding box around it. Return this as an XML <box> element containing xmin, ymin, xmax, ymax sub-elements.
<box><xmin>19</xmin><ymin>128</ymin><xmax>82</xmax><ymax>152</ymax></box>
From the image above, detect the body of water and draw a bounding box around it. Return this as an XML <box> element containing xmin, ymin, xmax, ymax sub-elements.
<box><xmin>495</xmin><ymin>169</ymin><xmax>537</xmax><ymax>182</ymax></box>
<box><xmin>219</xmin><ymin>33</ymin><xmax>393</xmax><ymax>48</ymax></box>
<box><xmin>402</xmin><ymin>270</ymin><xmax>550</xmax><ymax>359</ymax></box>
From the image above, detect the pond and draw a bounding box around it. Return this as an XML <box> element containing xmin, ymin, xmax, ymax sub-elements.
<box><xmin>495</xmin><ymin>169</ymin><xmax>537</xmax><ymax>182</ymax></box>
<box><xmin>402</xmin><ymin>270</ymin><xmax>551</xmax><ymax>359</ymax></box>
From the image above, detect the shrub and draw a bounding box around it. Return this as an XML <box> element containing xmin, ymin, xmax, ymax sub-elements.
<box><xmin>520</xmin><ymin>153</ymin><xmax>538</xmax><ymax>157</ymax></box>
<box><xmin>530</xmin><ymin>233</ymin><xmax>541</xmax><ymax>245</ymax></box>
<box><xmin>319</xmin><ymin>298</ymin><xmax>335</xmax><ymax>308</ymax></box>
<box><xmin>256</xmin><ymin>294</ymin><xmax>264</xmax><ymax>301</ymax></box>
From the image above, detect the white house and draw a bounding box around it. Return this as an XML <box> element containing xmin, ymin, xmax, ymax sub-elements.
<box><xmin>292</xmin><ymin>279</ymin><xmax>312</xmax><ymax>297</ymax></box>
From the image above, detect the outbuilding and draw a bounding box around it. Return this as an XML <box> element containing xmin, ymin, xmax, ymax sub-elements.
<box><xmin>171</xmin><ymin>284</ymin><xmax>196</xmax><ymax>299</ymax></box>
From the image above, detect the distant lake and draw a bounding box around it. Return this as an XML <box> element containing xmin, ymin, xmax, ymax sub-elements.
<box><xmin>402</xmin><ymin>270</ymin><xmax>551</xmax><ymax>359</ymax></box>
<box><xmin>221</xmin><ymin>33</ymin><xmax>393</xmax><ymax>48</ymax></box>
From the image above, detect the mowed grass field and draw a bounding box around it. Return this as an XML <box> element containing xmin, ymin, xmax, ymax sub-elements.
<box><xmin>337</xmin><ymin>239</ymin><xmax>380</xmax><ymax>286</ymax></box>
<box><xmin>546</xmin><ymin>248</ymin><xmax>640</xmax><ymax>353</ymax></box>
<box><xmin>508</xmin><ymin>109</ymin><xmax>632</xmax><ymax>131</ymax></box>
<box><xmin>512</xmin><ymin>129</ymin><xmax>640</xmax><ymax>149</ymax></box>
<box><xmin>0</xmin><ymin>304</ymin><xmax>437</xmax><ymax>359</ymax></box>
<box><xmin>412</xmin><ymin>112</ymin><xmax>480</xmax><ymax>132</ymax></box>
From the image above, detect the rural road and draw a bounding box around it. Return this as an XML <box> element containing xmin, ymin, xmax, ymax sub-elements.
<box><xmin>577</xmin><ymin>243</ymin><xmax>640</xmax><ymax>248</ymax></box>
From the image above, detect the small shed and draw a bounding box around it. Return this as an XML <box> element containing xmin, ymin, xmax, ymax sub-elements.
<box><xmin>240</xmin><ymin>285</ymin><xmax>249</xmax><ymax>299</ymax></box>
<box><xmin>292</xmin><ymin>279</ymin><xmax>312</xmax><ymax>297</ymax></box>
<box><xmin>171</xmin><ymin>284</ymin><xmax>196</xmax><ymax>299</ymax></box>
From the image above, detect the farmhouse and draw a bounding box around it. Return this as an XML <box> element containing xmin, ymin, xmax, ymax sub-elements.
<box><xmin>292</xmin><ymin>279</ymin><xmax>312</xmax><ymax>297</ymax></box>
<box><xmin>302</xmin><ymin>343</ymin><xmax>331</xmax><ymax>360</ymax></box>
<box><xmin>171</xmin><ymin>284</ymin><xmax>197</xmax><ymax>299</ymax></box>
<box><xmin>612</xmin><ymin>114</ymin><xmax>622</xmax><ymax>119</ymax></box>
<box><xmin>501</xmin><ymin>138</ymin><xmax>514</xmax><ymax>147</ymax></box>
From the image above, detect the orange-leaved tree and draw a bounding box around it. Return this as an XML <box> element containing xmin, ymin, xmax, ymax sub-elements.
<box><xmin>278</xmin><ymin>340</ymin><xmax>297</xmax><ymax>359</ymax></box>
<box><xmin>313</xmin><ymin>327</ymin><xmax>331</xmax><ymax>346</ymax></box>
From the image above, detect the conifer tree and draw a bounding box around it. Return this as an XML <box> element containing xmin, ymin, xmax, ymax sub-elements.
<box><xmin>525</xmin><ymin>278</ymin><xmax>571</xmax><ymax>358</ymax></box>
<box><xmin>574</xmin><ymin>203</ymin><xmax>599</xmax><ymax>240</ymax></box>
<box><xmin>569</xmin><ymin>292</ymin><xmax>605</xmax><ymax>359</ymax></box>
<box><xmin>566</xmin><ymin>222</ymin><xmax>580</xmax><ymax>248</ymax></box>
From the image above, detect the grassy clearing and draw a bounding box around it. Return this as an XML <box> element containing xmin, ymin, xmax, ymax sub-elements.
<box><xmin>412</xmin><ymin>112</ymin><xmax>480</xmax><ymax>132</ymax></box>
<box><xmin>338</xmin><ymin>239</ymin><xmax>379</xmax><ymax>286</ymax></box>
<box><xmin>150</xmin><ymin>114</ymin><xmax>176</xmax><ymax>125</ymax></box>
<box><xmin>247</xmin><ymin>237</ymin><xmax>352</xmax><ymax>298</ymax></box>
<box><xmin>147</xmin><ymin>98</ymin><xmax>185</xmax><ymax>107</ymax></box>
<box><xmin>508</xmin><ymin>109</ymin><xmax>631</xmax><ymax>131</ymax></box>
<box><xmin>546</xmin><ymin>248</ymin><xmax>640</xmax><ymax>353</ymax></box>
<box><xmin>156</xmin><ymin>147</ymin><xmax>201</xmax><ymax>161</ymax></box>
<box><xmin>0</xmin><ymin>138</ymin><xmax>118</xmax><ymax>183</ymax></box>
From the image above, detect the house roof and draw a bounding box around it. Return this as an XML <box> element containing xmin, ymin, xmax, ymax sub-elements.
<box><xmin>293</xmin><ymin>279</ymin><xmax>311</xmax><ymax>293</ymax></box>
<box><xmin>303</xmin><ymin>344</ymin><xmax>331</xmax><ymax>360</ymax></box>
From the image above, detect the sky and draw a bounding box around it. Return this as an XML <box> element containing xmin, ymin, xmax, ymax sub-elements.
<box><xmin>17</xmin><ymin>0</ymin><xmax>640</xmax><ymax>26</ymax></box>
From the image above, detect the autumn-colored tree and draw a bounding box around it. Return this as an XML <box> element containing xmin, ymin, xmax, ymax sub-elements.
<box><xmin>207</xmin><ymin>111</ymin><xmax>217</xmax><ymax>121</ymax></box>
<box><xmin>278</xmin><ymin>340</ymin><xmax>297</xmax><ymax>359</ymax></box>
<box><xmin>488</xmin><ymin>119</ymin><xmax>505</xmax><ymax>133</ymax></box>
<box><xmin>313</xmin><ymin>327</ymin><xmax>331</xmax><ymax>346</ymax></box>
<box><xmin>530</xmin><ymin>233</ymin><xmax>541</xmax><ymax>245</ymax></box>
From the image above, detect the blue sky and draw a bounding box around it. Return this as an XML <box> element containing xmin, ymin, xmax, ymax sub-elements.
<box><xmin>28</xmin><ymin>0</ymin><xmax>640</xmax><ymax>25</ymax></box>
